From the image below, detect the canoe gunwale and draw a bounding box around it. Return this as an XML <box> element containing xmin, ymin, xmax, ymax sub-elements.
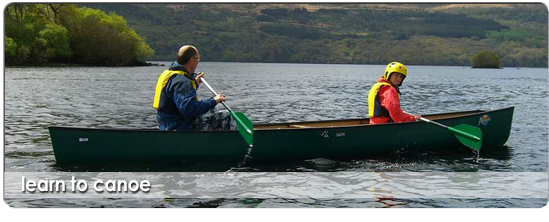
<box><xmin>47</xmin><ymin>107</ymin><xmax>514</xmax><ymax>133</ymax></box>
<box><xmin>254</xmin><ymin>110</ymin><xmax>485</xmax><ymax>130</ymax></box>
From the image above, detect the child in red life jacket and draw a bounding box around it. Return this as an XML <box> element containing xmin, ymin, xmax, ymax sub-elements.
<box><xmin>367</xmin><ymin>62</ymin><xmax>421</xmax><ymax>124</ymax></box>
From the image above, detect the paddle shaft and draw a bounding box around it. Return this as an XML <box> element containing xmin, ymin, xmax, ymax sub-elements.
<box><xmin>419</xmin><ymin>117</ymin><xmax>448</xmax><ymax>129</ymax></box>
<box><xmin>200</xmin><ymin>77</ymin><xmax>252</xmax><ymax>135</ymax></box>
<box><xmin>419</xmin><ymin>117</ymin><xmax>480</xmax><ymax>141</ymax></box>
<box><xmin>200</xmin><ymin>78</ymin><xmax>231</xmax><ymax>111</ymax></box>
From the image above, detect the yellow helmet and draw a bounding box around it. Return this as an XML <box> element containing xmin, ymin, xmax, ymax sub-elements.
<box><xmin>384</xmin><ymin>62</ymin><xmax>408</xmax><ymax>81</ymax></box>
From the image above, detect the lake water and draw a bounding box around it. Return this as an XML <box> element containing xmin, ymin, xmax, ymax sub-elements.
<box><xmin>4</xmin><ymin>62</ymin><xmax>548</xmax><ymax>207</ymax></box>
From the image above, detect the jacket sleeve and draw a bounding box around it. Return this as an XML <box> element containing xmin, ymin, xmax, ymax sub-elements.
<box><xmin>380</xmin><ymin>87</ymin><xmax>416</xmax><ymax>123</ymax></box>
<box><xmin>171</xmin><ymin>80</ymin><xmax>217</xmax><ymax>118</ymax></box>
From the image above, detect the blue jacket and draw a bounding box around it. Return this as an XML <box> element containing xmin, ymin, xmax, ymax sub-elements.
<box><xmin>156</xmin><ymin>62</ymin><xmax>217</xmax><ymax>131</ymax></box>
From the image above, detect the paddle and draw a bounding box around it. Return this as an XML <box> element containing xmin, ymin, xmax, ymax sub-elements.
<box><xmin>200</xmin><ymin>77</ymin><xmax>254</xmax><ymax>147</ymax></box>
<box><xmin>418</xmin><ymin>117</ymin><xmax>482</xmax><ymax>151</ymax></box>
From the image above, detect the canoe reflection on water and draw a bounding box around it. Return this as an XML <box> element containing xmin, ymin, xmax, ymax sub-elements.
<box><xmin>51</xmin><ymin>144</ymin><xmax>512</xmax><ymax>172</ymax></box>
<box><xmin>48</xmin><ymin>107</ymin><xmax>514</xmax><ymax>169</ymax></box>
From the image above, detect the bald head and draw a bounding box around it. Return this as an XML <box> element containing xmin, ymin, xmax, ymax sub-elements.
<box><xmin>177</xmin><ymin>45</ymin><xmax>199</xmax><ymax>65</ymax></box>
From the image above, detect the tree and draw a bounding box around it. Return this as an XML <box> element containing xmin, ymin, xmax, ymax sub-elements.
<box><xmin>471</xmin><ymin>51</ymin><xmax>501</xmax><ymax>68</ymax></box>
<box><xmin>35</xmin><ymin>23</ymin><xmax>72</xmax><ymax>63</ymax></box>
<box><xmin>66</xmin><ymin>7</ymin><xmax>154</xmax><ymax>65</ymax></box>
<box><xmin>4</xmin><ymin>4</ymin><xmax>153</xmax><ymax>66</ymax></box>
<box><xmin>46</xmin><ymin>4</ymin><xmax>64</xmax><ymax>23</ymax></box>
<box><xmin>223</xmin><ymin>51</ymin><xmax>235</xmax><ymax>61</ymax></box>
<box><xmin>5</xmin><ymin>36</ymin><xmax>17</xmax><ymax>57</ymax></box>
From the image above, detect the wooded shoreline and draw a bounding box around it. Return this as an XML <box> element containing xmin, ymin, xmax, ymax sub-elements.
<box><xmin>5</xmin><ymin>4</ymin><xmax>547</xmax><ymax>68</ymax></box>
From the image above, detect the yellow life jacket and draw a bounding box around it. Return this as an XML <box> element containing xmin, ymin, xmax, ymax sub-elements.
<box><xmin>367</xmin><ymin>82</ymin><xmax>400</xmax><ymax>117</ymax></box>
<box><xmin>152</xmin><ymin>70</ymin><xmax>197</xmax><ymax>110</ymax></box>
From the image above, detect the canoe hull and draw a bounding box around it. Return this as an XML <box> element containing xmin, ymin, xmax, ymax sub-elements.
<box><xmin>49</xmin><ymin>107</ymin><xmax>514</xmax><ymax>163</ymax></box>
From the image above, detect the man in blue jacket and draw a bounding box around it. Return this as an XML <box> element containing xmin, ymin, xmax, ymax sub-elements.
<box><xmin>153</xmin><ymin>45</ymin><xmax>233</xmax><ymax>131</ymax></box>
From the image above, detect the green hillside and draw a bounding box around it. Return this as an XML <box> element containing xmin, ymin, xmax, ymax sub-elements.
<box><xmin>79</xmin><ymin>3</ymin><xmax>548</xmax><ymax>67</ymax></box>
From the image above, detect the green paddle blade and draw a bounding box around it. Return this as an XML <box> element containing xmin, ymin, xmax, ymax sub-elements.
<box><xmin>232</xmin><ymin>112</ymin><xmax>254</xmax><ymax>146</ymax></box>
<box><xmin>449</xmin><ymin>124</ymin><xmax>483</xmax><ymax>151</ymax></box>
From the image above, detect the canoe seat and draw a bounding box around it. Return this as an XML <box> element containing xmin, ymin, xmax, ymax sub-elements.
<box><xmin>289</xmin><ymin>124</ymin><xmax>310</xmax><ymax>128</ymax></box>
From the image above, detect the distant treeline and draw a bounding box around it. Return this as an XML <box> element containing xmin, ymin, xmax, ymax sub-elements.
<box><xmin>258</xmin><ymin>7</ymin><xmax>507</xmax><ymax>39</ymax></box>
<box><xmin>9</xmin><ymin>4</ymin><xmax>548</xmax><ymax>67</ymax></box>
<box><xmin>80</xmin><ymin>3</ymin><xmax>546</xmax><ymax>67</ymax></box>
<box><xmin>4</xmin><ymin>4</ymin><xmax>154</xmax><ymax>66</ymax></box>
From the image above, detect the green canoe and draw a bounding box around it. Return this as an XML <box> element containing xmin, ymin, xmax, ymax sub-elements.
<box><xmin>49</xmin><ymin>107</ymin><xmax>513</xmax><ymax>163</ymax></box>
